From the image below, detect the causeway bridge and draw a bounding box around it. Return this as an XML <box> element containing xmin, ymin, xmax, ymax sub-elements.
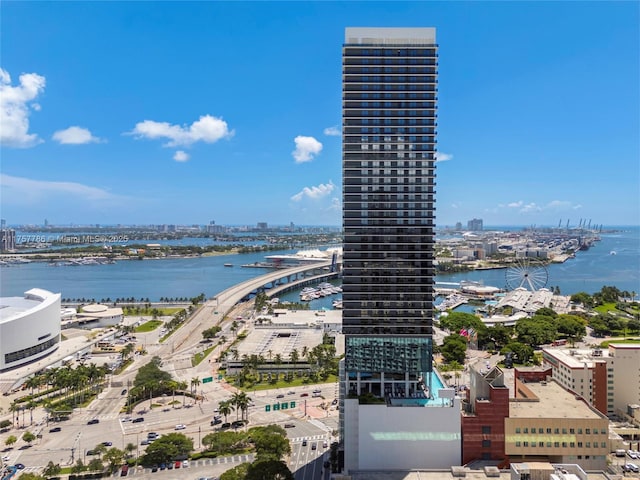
<box><xmin>210</xmin><ymin>260</ymin><xmax>340</xmax><ymax>317</ymax></box>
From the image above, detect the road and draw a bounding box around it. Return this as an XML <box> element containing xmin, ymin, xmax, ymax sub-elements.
<box><xmin>1</xmin><ymin>264</ymin><xmax>339</xmax><ymax>479</ymax></box>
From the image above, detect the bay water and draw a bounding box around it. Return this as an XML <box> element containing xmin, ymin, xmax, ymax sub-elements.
<box><xmin>1</xmin><ymin>227</ymin><xmax>638</xmax><ymax>302</ymax></box>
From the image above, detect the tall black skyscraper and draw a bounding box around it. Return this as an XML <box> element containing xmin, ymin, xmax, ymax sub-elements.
<box><xmin>342</xmin><ymin>27</ymin><xmax>438</xmax><ymax>399</ymax></box>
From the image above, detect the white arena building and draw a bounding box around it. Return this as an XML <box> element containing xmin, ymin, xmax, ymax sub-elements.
<box><xmin>0</xmin><ymin>288</ymin><xmax>61</xmax><ymax>371</ymax></box>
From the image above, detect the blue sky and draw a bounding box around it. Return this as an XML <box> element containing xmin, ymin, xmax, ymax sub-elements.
<box><xmin>1</xmin><ymin>1</ymin><xmax>638</xmax><ymax>228</ymax></box>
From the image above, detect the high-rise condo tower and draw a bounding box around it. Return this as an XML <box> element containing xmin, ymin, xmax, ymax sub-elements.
<box><xmin>342</xmin><ymin>27</ymin><xmax>437</xmax><ymax>399</ymax></box>
<box><xmin>341</xmin><ymin>28</ymin><xmax>460</xmax><ymax>473</ymax></box>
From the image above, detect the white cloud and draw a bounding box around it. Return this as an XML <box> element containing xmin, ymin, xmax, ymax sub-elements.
<box><xmin>291</xmin><ymin>181</ymin><xmax>335</xmax><ymax>201</ymax></box>
<box><xmin>52</xmin><ymin>126</ymin><xmax>103</xmax><ymax>145</ymax></box>
<box><xmin>435</xmin><ymin>152</ymin><xmax>453</xmax><ymax>162</ymax></box>
<box><xmin>292</xmin><ymin>135</ymin><xmax>323</xmax><ymax>163</ymax></box>
<box><xmin>173</xmin><ymin>150</ymin><xmax>190</xmax><ymax>162</ymax></box>
<box><xmin>323</xmin><ymin>125</ymin><xmax>341</xmax><ymax>136</ymax></box>
<box><xmin>0</xmin><ymin>173</ymin><xmax>121</xmax><ymax>204</ymax></box>
<box><xmin>501</xmin><ymin>199</ymin><xmax>582</xmax><ymax>214</ymax></box>
<box><xmin>0</xmin><ymin>68</ymin><xmax>46</xmax><ymax>148</ymax></box>
<box><xmin>128</xmin><ymin>114</ymin><xmax>234</xmax><ymax>147</ymax></box>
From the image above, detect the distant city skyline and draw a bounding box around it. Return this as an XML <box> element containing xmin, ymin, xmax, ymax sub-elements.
<box><xmin>1</xmin><ymin>2</ymin><xmax>638</xmax><ymax>226</ymax></box>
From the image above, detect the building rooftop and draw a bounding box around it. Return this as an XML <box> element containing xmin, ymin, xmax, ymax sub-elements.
<box><xmin>510</xmin><ymin>380</ymin><xmax>603</xmax><ymax>419</ymax></box>
<box><xmin>542</xmin><ymin>347</ymin><xmax>610</xmax><ymax>369</ymax></box>
<box><xmin>0</xmin><ymin>288</ymin><xmax>60</xmax><ymax>323</ymax></box>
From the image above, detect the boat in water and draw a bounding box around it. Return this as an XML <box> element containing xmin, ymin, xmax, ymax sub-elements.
<box><xmin>224</xmin><ymin>263</ymin><xmax>234</xmax><ymax>267</ymax></box>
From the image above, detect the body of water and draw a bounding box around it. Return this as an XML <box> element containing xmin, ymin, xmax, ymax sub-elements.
<box><xmin>1</xmin><ymin>227</ymin><xmax>638</xmax><ymax>301</ymax></box>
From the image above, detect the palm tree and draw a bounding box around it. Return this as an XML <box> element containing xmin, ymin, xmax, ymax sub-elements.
<box><xmin>301</xmin><ymin>346</ymin><xmax>309</xmax><ymax>360</ymax></box>
<box><xmin>9</xmin><ymin>402</ymin><xmax>19</xmax><ymax>428</ymax></box>
<box><xmin>125</xmin><ymin>442</ymin><xmax>136</xmax><ymax>459</ymax></box>
<box><xmin>218</xmin><ymin>400</ymin><xmax>233</xmax><ymax>423</ymax></box>
<box><xmin>26</xmin><ymin>400</ymin><xmax>37</xmax><ymax>426</ymax></box>
<box><xmin>190</xmin><ymin>377</ymin><xmax>201</xmax><ymax>402</ymax></box>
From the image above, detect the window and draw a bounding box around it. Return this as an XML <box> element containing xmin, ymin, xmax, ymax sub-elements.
<box><xmin>554</xmin><ymin>428</ymin><xmax>559</xmax><ymax>434</ymax></box>
<box><xmin>482</xmin><ymin>440</ymin><xmax>491</xmax><ymax>448</ymax></box>
<box><xmin>515</xmin><ymin>428</ymin><xmax>521</xmax><ymax>434</ymax></box>
<box><xmin>554</xmin><ymin>442</ymin><xmax>560</xmax><ymax>447</ymax></box>
<box><xmin>515</xmin><ymin>441</ymin><xmax>521</xmax><ymax>447</ymax></box>
<box><xmin>570</xmin><ymin>428</ymin><xmax>575</xmax><ymax>434</ymax></box>
<box><xmin>546</xmin><ymin>428</ymin><xmax>552</xmax><ymax>434</ymax></box>
<box><xmin>585</xmin><ymin>428</ymin><xmax>590</xmax><ymax>434</ymax></box>
<box><xmin>482</xmin><ymin>426</ymin><xmax>491</xmax><ymax>434</ymax></box>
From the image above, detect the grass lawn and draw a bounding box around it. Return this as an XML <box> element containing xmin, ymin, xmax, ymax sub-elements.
<box><xmin>135</xmin><ymin>320</ymin><xmax>163</xmax><ymax>333</ymax></box>
<box><xmin>594</xmin><ymin>303</ymin><xmax>621</xmax><ymax>314</ymax></box>
<box><xmin>192</xmin><ymin>346</ymin><xmax>216</xmax><ymax>367</ymax></box>
<box><xmin>599</xmin><ymin>338</ymin><xmax>640</xmax><ymax>347</ymax></box>
<box><xmin>229</xmin><ymin>374</ymin><xmax>339</xmax><ymax>392</ymax></box>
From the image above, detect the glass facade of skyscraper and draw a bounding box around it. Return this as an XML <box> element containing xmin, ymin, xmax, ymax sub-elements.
<box><xmin>342</xmin><ymin>27</ymin><xmax>438</xmax><ymax>398</ymax></box>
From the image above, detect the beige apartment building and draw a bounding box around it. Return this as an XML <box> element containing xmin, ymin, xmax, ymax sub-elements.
<box><xmin>505</xmin><ymin>378</ymin><xmax>609</xmax><ymax>471</ymax></box>
<box><xmin>542</xmin><ymin>344</ymin><xmax>640</xmax><ymax>419</ymax></box>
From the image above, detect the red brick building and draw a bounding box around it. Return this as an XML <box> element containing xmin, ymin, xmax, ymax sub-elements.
<box><xmin>461</xmin><ymin>366</ymin><xmax>510</xmax><ymax>464</ymax></box>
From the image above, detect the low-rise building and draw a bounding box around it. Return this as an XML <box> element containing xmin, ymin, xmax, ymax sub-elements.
<box><xmin>505</xmin><ymin>377</ymin><xmax>609</xmax><ymax>471</ymax></box>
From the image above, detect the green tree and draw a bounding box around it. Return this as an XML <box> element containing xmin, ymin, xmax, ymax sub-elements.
<box><xmin>203</xmin><ymin>326</ymin><xmax>222</xmax><ymax>340</ymax></box>
<box><xmin>87</xmin><ymin>458</ymin><xmax>104</xmax><ymax>472</ymax></box>
<box><xmin>42</xmin><ymin>461</ymin><xmax>61</xmax><ymax>478</ymax></box>
<box><xmin>555</xmin><ymin>314</ymin><xmax>587</xmax><ymax>343</ymax></box>
<box><xmin>245</xmin><ymin>459</ymin><xmax>294</xmax><ymax>480</ymax></box>
<box><xmin>570</xmin><ymin>292</ymin><xmax>593</xmax><ymax>307</ymax></box>
<box><xmin>0</xmin><ymin>419</ymin><xmax>12</xmax><ymax>429</ymax></box>
<box><xmin>515</xmin><ymin>315</ymin><xmax>557</xmax><ymax>346</ymax></box>
<box><xmin>142</xmin><ymin>432</ymin><xmax>193</xmax><ymax>467</ymax></box>
<box><xmin>5</xmin><ymin>434</ymin><xmax>17</xmax><ymax>447</ymax></box>
<box><xmin>70</xmin><ymin>459</ymin><xmax>86</xmax><ymax>473</ymax></box>
<box><xmin>501</xmin><ymin>341</ymin><xmax>534</xmax><ymax>364</ymax></box>
<box><xmin>440</xmin><ymin>334</ymin><xmax>467</xmax><ymax>364</ymax></box>
<box><xmin>439</xmin><ymin>311</ymin><xmax>487</xmax><ymax>335</ymax></box>
<box><xmin>249</xmin><ymin>425</ymin><xmax>291</xmax><ymax>460</ymax></box>
<box><xmin>22</xmin><ymin>430</ymin><xmax>36</xmax><ymax>445</ymax></box>
<box><xmin>103</xmin><ymin>447</ymin><xmax>125</xmax><ymax>472</ymax></box>
<box><xmin>220</xmin><ymin>463</ymin><xmax>250</xmax><ymax>480</ymax></box>
<box><xmin>535</xmin><ymin>307</ymin><xmax>558</xmax><ymax>318</ymax></box>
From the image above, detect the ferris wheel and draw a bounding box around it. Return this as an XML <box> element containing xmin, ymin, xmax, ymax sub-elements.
<box><xmin>505</xmin><ymin>258</ymin><xmax>549</xmax><ymax>291</ymax></box>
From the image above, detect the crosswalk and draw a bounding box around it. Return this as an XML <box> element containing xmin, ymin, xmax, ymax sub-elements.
<box><xmin>290</xmin><ymin>434</ymin><xmax>327</xmax><ymax>443</ymax></box>
<box><xmin>123</xmin><ymin>454</ymin><xmax>255</xmax><ymax>476</ymax></box>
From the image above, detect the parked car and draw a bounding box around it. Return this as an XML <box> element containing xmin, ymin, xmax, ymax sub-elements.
<box><xmin>211</xmin><ymin>418</ymin><xmax>222</xmax><ymax>426</ymax></box>
<box><xmin>175</xmin><ymin>424</ymin><xmax>186</xmax><ymax>430</ymax></box>
<box><xmin>287</xmin><ymin>391</ymin><xmax>295</xmax><ymax>395</ymax></box>
<box><xmin>220</xmin><ymin>422</ymin><xmax>231</xmax><ymax>429</ymax></box>
<box><xmin>86</xmin><ymin>450</ymin><xmax>97</xmax><ymax>456</ymax></box>
<box><xmin>147</xmin><ymin>432</ymin><xmax>159</xmax><ymax>439</ymax></box>
<box><xmin>300</xmin><ymin>393</ymin><xmax>309</xmax><ymax>397</ymax></box>
<box><xmin>140</xmin><ymin>439</ymin><xmax>150</xmax><ymax>446</ymax></box>
<box><xmin>87</xmin><ymin>419</ymin><xmax>99</xmax><ymax>425</ymax></box>
<box><xmin>174</xmin><ymin>461</ymin><xmax>181</xmax><ymax>469</ymax></box>
<box><xmin>121</xmin><ymin>389</ymin><xmax>127</xmax><ymax>396</ymax></box>
<box><xmin>102</xmin><ymin>441</ymin><xmax>112</xmax><ymax>447</ymax></box>
<box><xmin>284</xmin><ymin>423</ymin><xmax>295</xmax><ymax>428</ymax></box>
<box><xmin>132</xmin><ymin>417</ymin><xmax>144</xmax><ymax>423</ymax></box>
<box><xmin>323</xmin><ymin>440</ymin><xmax>328</xmax><ymax>448</ymax></box>
<box><xmin>311</xmin><ymin>442</ymin><xmax>317</xmax><ymax>450</ymax></box>
<box><xmin>151</xmin><ymin>465</ymin><xmax>158</xmax><ymax>472</ymax></box>
<box><xmin>49</xmin><ymin>427</ymin><xmax>61</xmax><ymax>433</ymax></box>
<box><xmin>120</xmin><ymin>465</ymin><xmax>129</xmax><ymax>477</ymax></box>
<box><xmin>14</xmin><ymin>463</ymin><xmax>25</xmax><ymax>470</ymax></box>
<box><xmin>182</xmin><ymin>460</ymin><xmax>189</xmax><ymax>468</ymax></box>
<box><xmin>313</xmin><ymin>389</ymin><xmax>322</xmax><ymax>394</ymax></box>
<box><xmin>302</xmin><ymin>439</ymin><xmax>307</xmax><ymax>446</ymax></box>
<box><xmin>276</xmin><ymin>394</ymin><xmax>285</xmax><ymax>399</ymax></box>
